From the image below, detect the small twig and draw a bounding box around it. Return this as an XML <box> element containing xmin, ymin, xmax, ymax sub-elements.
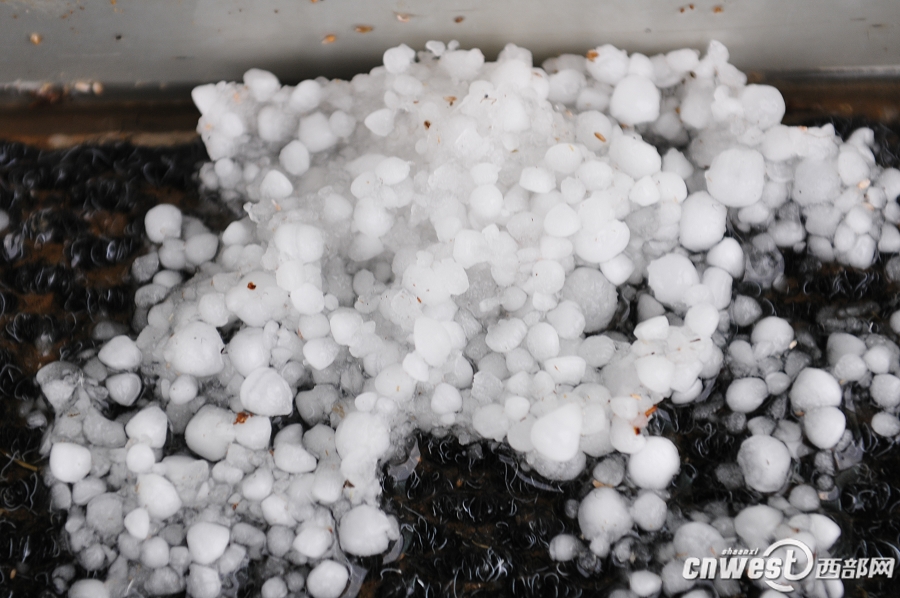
<box><xmin>0</xmin><ymin>449</ymin><xmax>40</xmax><ymax>472</ymax></box>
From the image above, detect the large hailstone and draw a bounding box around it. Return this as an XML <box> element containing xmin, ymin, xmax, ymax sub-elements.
<box><xmin>578</xmin><ymin>487</ymin><xmax>633</xmax><ymax>553</ymax></box>
<box><xmin>338</xmin><ymin>505</ymin><xmax>399</xmax><ymax>556</ymax></box>
<box><xmin>627</xmin><ymin>437</ymin><xmax>680</xmax><ymax>489</ymax></box>
<box><xmin>163</xmin><ymin>321</ymin><xmax>225</xmax><ymax>377</ymax></box>
<box><xmin>737</xmin><ymin>435</ymin><xmax>791</xmax><ymax>493</ymax></box>
<box><xmin>705</xmin><ymin>148</ymin><xmax>765</xmax><ymax>208</ymax></box>
<box><xmin>530</xmin><ymin>403</ymin><xmax>583</xmax><ymax>462</ymax></box>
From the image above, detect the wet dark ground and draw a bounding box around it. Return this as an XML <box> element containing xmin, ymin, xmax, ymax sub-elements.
<box><xmin>0</xmin><ymin>141</ymin><xmax>232</xmax><ymax>597</ymax></box>
<box><xmin>0</xmin><ymin>118</ymin><xmax>899</xmax><ymax>598</ymax></box>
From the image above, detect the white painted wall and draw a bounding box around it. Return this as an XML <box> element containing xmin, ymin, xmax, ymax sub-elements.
<box><xmin>0</xmin><ymin>0</ymin><xmax>897</xmax><ymax>88</ymax></box>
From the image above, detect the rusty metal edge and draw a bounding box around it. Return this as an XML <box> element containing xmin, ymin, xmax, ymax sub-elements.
<box><xmin>1</xmin><ymin>74</ymin><xmax>899</xmax><ymax>149</ymax></box>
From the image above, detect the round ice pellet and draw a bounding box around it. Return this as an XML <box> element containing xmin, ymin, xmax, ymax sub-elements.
<box><xmin>126</xmin><ymin>443</ymin><xmax>156</xmax><ymax>473</ymax></box>
<box><xmin>291</xmin><ymin>283</ymin><xmax>326</xmax><ymax>315</ymax></box>
<box><xmin>240</xmin><ymin>368</ymin><xmax>293</xmax><ymax>416</ymax></box>
<box><xmin>646</xmin><ymin>253</ymin><xmax>699</xmax><ymax>308</ymax></box>
<box><xmin>306</xmin><ymin>560</ymin><xmax>348</xmax><ymax>598</ymax></box>
<box><xmin>257</xmin><ymin>106</ymin><xmax>292</xmax><ymax>143</ymax></box>
<box><xmin>383</xmin><ymin>43</ymin><xmax>416</xmax><ymax>74</ymax></box>
<box><xmin>469</xmin><ymin>184</ymin><xmax>503</xmax><ymax>220</ymax></box>
<box><xmin>790</xmin><ymin>368</ymin><xmax>842</xmax><ymax>412</ymax></box>
<box><xmin>375</xmin><ymin>157</ymin><xmax>410</xmax><ymax>186</ymax></box>
<box><xmin>679</xmin><ymin>192</ymin><xmax>726</xmax><ymax>251</ymax></box>
<box><xmin>364</xmin><ymin>108</ymin><xmax>395</xmax><ymax>137</ymax></box>
<box><xmin>187</xmin><ymin>521</ymin><xmax>230</xmax><ymax>565</ymax></box>
<box><xmin>705</xmin><ymin>148</ymin><xmax>765</xmax><ymax>208</ymax></box>
<box><xmin>741</xmin><ymin>84</ymin><xmax>785</xmax><ymax>130</ymax></box>
<box><xmin>548</xmin><ymin>534</ymin><xmax>581</xmax><ymax>561</ymax></box>
<box><xmin>802</xmin><ymin>406</ymin><xmax>846</xmax><ymax>449</ymax></box>
<box><xmin>531</xmin><ymin>260</ymin><xmax>566</xmax><ymax>294</ymax></box>
<box><xmin>737</xmin><ymin>435</ymin><xmax>791</xmax><ymax>493</ymax></box>
<box><xmin>164</xmin><ymin>321</ymin><xmax>225</xmax><ymax>377</ymax></box>
<box><xmin>274</xmin><ymin>222</ymin><xmax>325</xmax><ymax>263</ymax></box>
<box><xmin>338</xmin><ymin>505</ymin><xmax>397</xmax><ymax>556</ymax></box>
<box><xmin>261</xmin><ymin>577</ymin><xmax>289</xmax><ymax>598</ymax></box>
<box><xmin>234</xmin><ymin>414</ymin><xmax>272</xmax><ymax>450</ymax></box>
<box><xmin>414</xmin><ymin>317</ymin><xmax>451</xmax><ymax>367</ymax></box>
<box><xmin>630</xmin><ymin>570</ymin><xmax>663</xmax><ymax>597</ymax></box>
<box><xmin>242</xmin><ymin>468</ymin><xmax>274</xmax><ymax>501</ymax></box>
<box><xmin>106</xmin><ymin>372</ymin><xmax>142</xmax><ymax>406</ymax></box>
<box><xmin>530</xmin><ymin>403</ymin><xmax>582</xmax><ymax>462</ymax></box>
<box><xmin>329</xmin><ymin>110</ymin><xmax>356</xmax><ymax>138</ymax></box>
<box><xmin>751</xmin><ymin>316</ymin><xmax>794</xmax><ymax>356</ymax></box>
<box><xmin>69</xmin><ymin>579</ymin><xmax>110</xmax><ymax>598</ymax></box>
<box><xmin>279</xmin><ymin>140</ymin><xmax>310</xmax><ymax>176</ymax></box>
<box><xmin>871</xmin><ymin>374</ymin><xmax>900</xmax><ymax>408</ymax></box>
<box><xmin>169</xmin><ymin>374</ymin><xmax>199</xmax><ymax>405</ymax></box>
<box><xmin>431</xmin><ymin>383</ymin><xmax>463</xmax><ymax>415</ymax></box>
<box><xmin>259</xmin><ymin>170</ymin><xmax>293</xmax><ymax>200</ymax></box>
<box><xmin>726</xmin><ymin>377</ymin><xmax>768</xmax><ymax>413</ymax></box>
<box><xmin>573</xmin><ymin>220</ymin><xmax>630</xmax><ymax>264</ymax></box>
<box><xmin>136</xmin><ymin>473</ymin><xmax>182</xmax><ymax>520</ymax></box>
<box><xmin>872</xmin><ymin>412</ymin><xmax>900</xmax><ymax>437</ymax></box>
<box><xmin>545</xmin><ymin>143</ymin><xmax>583</xmax><ymax>174</ymax></box>
<box><xmin>627</xmin><ymin>437</ymin><xmax>679</xmax><ymax>489</ymax></box>
<box><xmin>578</xmin><ymin>486</ymin><xmax>632</xmax><ymax>545</ymax></box>
<box><xmin>124</xmin><ymin>507</ymin><xmax>150</xmax><ymax>539</ymax></box>
<box><xmin>609</xmin><ymin>75</ymin><xmax>660</xmax><ymax>125</ymax></box>
<box><xmin>243</xmin><ymin>68</ymin><xmax>280</xmax><ymax>101</ymax></box>
<box><xmin>575</xmin><ymin>111</ymin><xmax>613</xmax><ymax>152</ymax></box>
<box><xmin>788</xmin><ymin>485</ymin><xmax>820</xmax><ymax>512</ymax></box>
<box><xmin>544</xmin><ymin>203</ymin><xmax>581</xmax><ymax>237</ymax></box>
<box><xmin>303</xmin><ymin>337</ymin><xmax>340</xmax><ymax>370</ymax></box>
<box><xmin>50</xmin><ymin>442</ymin><xmax>92</xmax><ymax>483</ymax></box>
<box><xmin>707</xmin><ymin>237</ymin><xmax>745</xmax><ymax>278</ymax></box>
<box><xmin>141</xmin><ymin>536</ymin><xmax>170</xmax><ymax>569</ymax></box>
<box><xmin>185</xmin><ymin>233</ymin><xmax>218</xmax><ymax>266</ymax></box>
<box><xmin>526</xmin><ymin>322</ymin><xmax>560</xmax><ymax>362</ymax></box>
<box><xmin>519</xmin><ymin>167</ymin><xmax>556</xmax><ymax>193</ymax></box>
<box><xmin>99</xmin><ymin>335</ymin><xmax>142</xmax><ymax>371</ymax></box>
<box><xmin>864</xmin><ymin>345</ymin><xmax>893</xmax><ymax>374</ymax></box>
<box><xmin>289</xmin><ymin>79</ymin><xmax>322</xmax><ymax>113</ymax></box>
<box><xmin>145</xmin><ymin>204</ymin><xmax>183</xmax><ymax>244</ymax></box>
<box><xmin>185</xmin><ymin>405</ymin><xmax>237</xmax><ymax>461</ymax></box>
<box><xmin>125</xmin><ymin>405</ymin><xmax>169</xmax><ymax>448</ymax></box>
<box><xmin>685</xmin><ymin>303</ymin><xmax>719</xmax><ymax>337</ymax></box>
<box><xmin>631</xmin><ymin>492</ymin><xmax>667</xmax><ymax>531</ymax></box>
<box><xmin>609</xmin><ymin>135</ymin><xmax>661</xmax><ymax>179</ymax></box>
<box><xmin>485</xmin><ymin>318</ymin><xmax>528</xmax><ymax>353</ymax></box>
<box><xmin>299</xmin><ymin>112</ymin><xmax>339</xmax><ymax>152</ymax></box>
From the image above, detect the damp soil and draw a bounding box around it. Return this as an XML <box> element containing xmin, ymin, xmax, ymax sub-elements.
<box><xmin>0</xmin><ymin>140</ymin><xmax>233</xmax><ymax>596</ymax></box>
<box><xmin>1</xmin><ymin>117</ymin><xmax>899</xmax><ymax>598</ymax></box>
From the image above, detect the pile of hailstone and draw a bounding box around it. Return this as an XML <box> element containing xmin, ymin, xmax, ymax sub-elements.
<box><xmin>37</xmin><ymin>38</ymin><xmax>900</xmax><ymax>598</ymax></box>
